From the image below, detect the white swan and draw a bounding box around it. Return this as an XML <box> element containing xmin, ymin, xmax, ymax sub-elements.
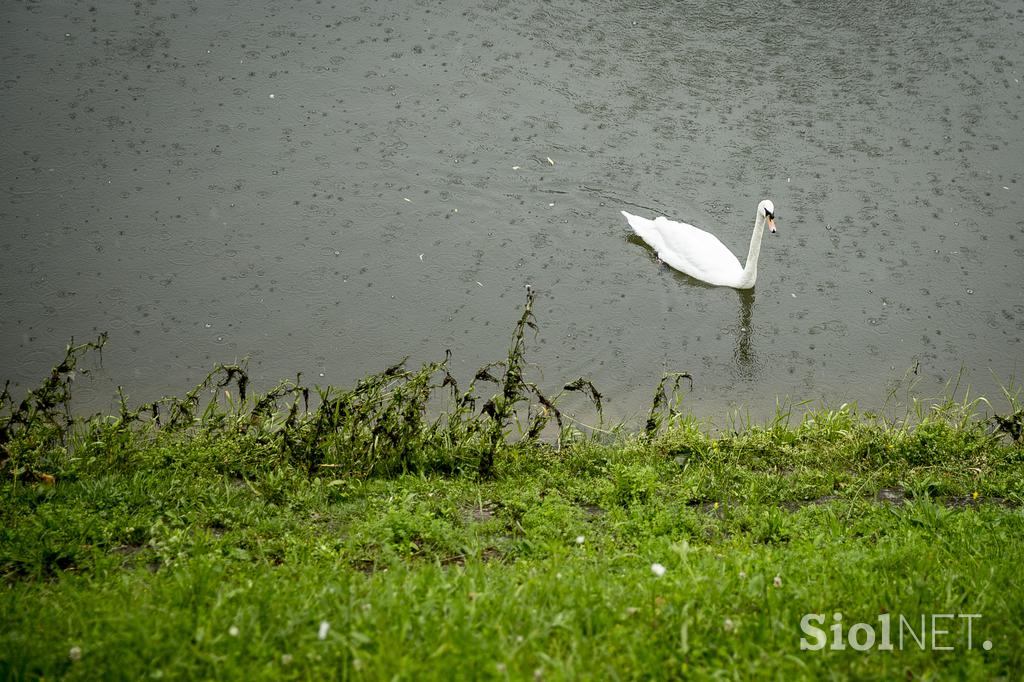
<box><xmin>622</xmin><ymin>199</ymin><xmax>777</xmax><ymax>289</ymax></box>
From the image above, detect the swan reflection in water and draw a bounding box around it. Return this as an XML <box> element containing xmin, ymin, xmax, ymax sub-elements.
<box><xmin>626</xmin><ymin>234</ymin><xmax>763</xmax><ymax>379</ymax></box>
<box><xmin>733</xmin><ymin>287</ymin><xmax>759</xmax><ymax>379</ymax></box>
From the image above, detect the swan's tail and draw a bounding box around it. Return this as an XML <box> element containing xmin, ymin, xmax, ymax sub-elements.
<box><xmin>621</xmin><ymin>210</ymin><xmax>662</xmax><ymax>249</ymax></box>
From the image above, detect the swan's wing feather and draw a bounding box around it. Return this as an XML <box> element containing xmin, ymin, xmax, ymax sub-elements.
<box><xmin>654</xmin><ymin>217</ymin><xmax>743</xmax><ymax>273</ymax></box>
<box><xmin>623</xmin><ymin>211</ymin><xmax>743</xmax><ymax>285</ymax></box>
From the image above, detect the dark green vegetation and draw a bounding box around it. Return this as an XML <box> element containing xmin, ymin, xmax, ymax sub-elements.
<box><xmin>2</xmin><ymin>294</ymin><xmax>1023</xmax><ymax>680</ymax></box>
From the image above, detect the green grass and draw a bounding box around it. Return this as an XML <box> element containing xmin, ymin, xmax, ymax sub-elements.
<box><xmin>2</xmin><ymin>406</ymin><xmax>1023</xmax><ymax>680</ymax></box>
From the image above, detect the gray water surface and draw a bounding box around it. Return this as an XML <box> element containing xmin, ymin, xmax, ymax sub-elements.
<box><xmin>2</xmin><ymin>0</ymin><xmax>1022</xmax><ymax>424</ymax></box>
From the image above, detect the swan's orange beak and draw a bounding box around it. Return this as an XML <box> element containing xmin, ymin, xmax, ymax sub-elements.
<box><xmin>767</xmin><ymin>216</ymin><xmax>777</xmax><ymax>233</ymax></box>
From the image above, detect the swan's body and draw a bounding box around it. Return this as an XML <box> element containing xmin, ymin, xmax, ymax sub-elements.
<box><xmin>622</xmin><ymin>199</ymin><xmax>776</xmax><ymax>289</ymax></box>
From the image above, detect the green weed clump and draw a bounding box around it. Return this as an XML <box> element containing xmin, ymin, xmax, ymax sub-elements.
<box><xmin>2</xmin><ymin>295</ymin><xmax>1023</xmax><ymax>679</ymax></box>
<box><xmin>2</xmin><ymin>289</ymin><xmax>608</xmax><ymax>485</ymax></box>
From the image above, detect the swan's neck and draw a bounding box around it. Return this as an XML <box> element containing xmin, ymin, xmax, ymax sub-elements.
<box><xmin>739</xmin><ymin>213</ymin><xmax>766</xmax><ymax>288</ymax></box>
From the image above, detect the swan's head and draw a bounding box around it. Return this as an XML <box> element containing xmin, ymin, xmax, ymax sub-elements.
<box><xmin>759</xmin><ymin>199</ymin><xmax>776</xmax><ymax>233</ymax></box>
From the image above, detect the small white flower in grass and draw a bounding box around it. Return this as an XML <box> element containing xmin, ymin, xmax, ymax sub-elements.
<box><xmin>723</xmin><ymin>618</ymin><xmax>735</xmax><ymax>632</ymax></box>
<box><xmin>69</xmin><ymin>646</ymin><xmax>82</xmax><ymax>661</ymax></box>
<box><xmin>318</xmin><ymin>620</ymin><xmax>330</xmax><ymax>640</ymax></box>
<box><xmin>773</xmin><ymin>575</ymin><xmax>782</xmax><ymax>588</ymax></box>
<box><xmin>575</xmin><ymin>535</ymin><xmax>585</xmax><ymax>545</ymax></box>
<box><xmin>228</xmin><ymin>625</ymin><xmax>240</xmax><ymax>637</ymax></box>
<box><xmin>496</xmin><ymin>662</ymin><xmax>507</xmax><ymax>674</ymax></box>
<box><xmin>281</xmin><ymin>654</ymin><xmax>293</xmax><ymax>665</ymax></box>
<box><xmin>739</xmin><ymin>571</ymin><xmax>747</xmax><ymax>579</ymax></box>
<box><xmin>651</xmin><ymin>562</ymin><xmax>666</xmax><ymax>577</ymax></box>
